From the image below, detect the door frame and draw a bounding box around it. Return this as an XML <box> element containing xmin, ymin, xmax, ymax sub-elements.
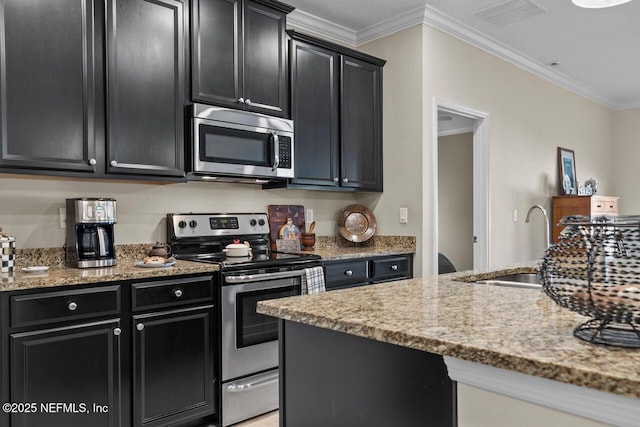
<box><xmin>432</xmin><ymin>97</ymin><xmax>490</xmax><ymax>273</ymax></box>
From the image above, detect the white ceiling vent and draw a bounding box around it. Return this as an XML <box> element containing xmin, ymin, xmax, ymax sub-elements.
<box><xmin>473</xmin><ymin>0</ymin><xmax>548</xmax><ymax>27</ymax></box>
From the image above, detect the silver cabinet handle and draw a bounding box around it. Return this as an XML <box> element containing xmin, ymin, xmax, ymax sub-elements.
<box><xmin>272</xmin><ymin>133</ymin><xmax>280</xmax><ymax>171</ymax></box>
<box><xmin>89</xmin><ymin>158</ymin><xmax>96</xmax><ymax>165</ymax></box>
<box><xmin>391</xmin><ymin>265</ymin><xmax>398</xmax><ymax>271</ymax></box>
<box><xmin>113</xmin><ymin>328</ymin><xmax>122</xmax><ymax>336</ymax></box>
<box><xmin>238</xmin><ymin>97</ymin><xmax>245</xmax><ymax>104</ymax></box>
<box><xmin>68</xmin><ymin>302</ymin><xmax>78</xmax><ymax>311</ymax></box>
<box><xmin>345</xmin><ymin>270</ymin><xmax>353</xmax><ymax>276</ymax></box>
<box><xmin>343</xmin><ymin>178</ymin><xmax>349</xmax><ymax>183</ymax></box>
<box><xmin>245</xmin><ymin>99</ymin><xmax>252</xmax><ymax>105</ymax></box>
<box><xmin>136</xmin><ymin>323</ymin><xmax>145</xmax><ymax>331</ymax></box>
<box><xmin>110</xmin><ymin>160</ymin><xmax>118</xmax><ymax>167</ymax></box>
<box><xmin>333</xmin><ymin>177</ymin><xmax>339</xmax><ymax>182</ymax></box>
<box><xmin>173</xmin><ymin>289</ymin><xmax>183</xmax><ymax>298</ymax></box>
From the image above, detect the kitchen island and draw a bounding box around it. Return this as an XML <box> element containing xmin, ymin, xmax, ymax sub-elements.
<box><xmin>257</xmin><ymin>267</ymin><xmax>640</xmax><ymax>427</ymax></box>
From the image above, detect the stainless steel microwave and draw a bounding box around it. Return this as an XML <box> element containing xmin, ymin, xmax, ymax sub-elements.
<box><xmin>188</xmin><ymin>104</ymin><xmax>294</xmax><ymax>182</ymax></box>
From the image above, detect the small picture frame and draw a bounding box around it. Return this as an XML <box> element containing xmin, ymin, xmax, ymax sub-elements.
<box><xmin>557</xmin><ymin>147</ymin><xmax>577</xmax><ymax>195</ymax></box>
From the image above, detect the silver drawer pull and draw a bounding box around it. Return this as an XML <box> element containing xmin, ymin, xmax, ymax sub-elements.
<box><xmin>113</xmin><ymin>328</ymin><xmax>121</xmax><ymax>336</ymax></box>
<box><xmin>173</xmin><ymin>289</ymin><xmax>183</xmax><ymax>298</ymax></box>
<box><xmin>345</xmin><ymin>270</ymin><xmax>353</xmax><ymax>276</ymax></box>
<box><xmin>391</xmin><ymin>264</ymin><xmax>398</xmax><ymax>271</ymax></box>
<box><xmin>343</xmin><ymin>178</ymin><xmax>349</xmax><ymax>183</ymax></box>
<box><xmin>238</xmin><ymin>97</ymin><xmax>245</xmax><ymax>104</ymax></box>
<box><xmin>110</xmin><ymin>160</ymin><xmax>118</xmax><ymax>167</ymax></box>
<box><xmin>245</xmin><ymin>98</ymin><xmax>252</xmax><ymax>105</ymax></box>
<box><xmin>68</xmin><ymin>302</ymin><xmax>78</xmax><ymax>311</ymax></box>
<box><xmin>89</xmin><ymin>158</ymin><xmax>96</xmax><ymax>165</ymax></box>
<box><xmin>136</xmin><ymin>323</ymin><xmax>145</xmax><ymax>331</ymax></box>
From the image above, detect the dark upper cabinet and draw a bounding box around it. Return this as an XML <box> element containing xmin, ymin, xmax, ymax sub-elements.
<box><xmin>267</xmin><ymin>31</ymin><xmax>385</xmax><ymax>192</ymax></box>
<box><xmin>106</xmin><ymin>0</ymin><xmax>186</xmax><ymax>177</ymax></box>
<box><xmin>10</xmin><ymin>320</ymin><xmax>122</xmax><ymax>427</ymax></box>
<box><xmin>340</xmin><ymin>56</ymin><xmax>383</xmax><ymax>191</ymax></box>
<box><xmin>289</xmin><ymin>39</ymin><xmax>340</xmax><ymax>187</ymax></box>
<box><xmin>132</xmin><ymin>306</ymin><xmax>215</xmax><ymax>427</ymax></box>
<box><xmin>191</xmin><ymin>0</ymin><xmax>292</xmax><ymax>117</ymax></box>
<box><xmin>0</xmin><ymin>0</ymin><xmax>97</xmax><ymax>173</ymax></box>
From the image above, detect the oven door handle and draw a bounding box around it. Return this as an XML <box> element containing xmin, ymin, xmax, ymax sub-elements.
<box><xmin>225</xmin><ymin>269</ymin><xmax>306</xmax><ymax>284</ymax></box>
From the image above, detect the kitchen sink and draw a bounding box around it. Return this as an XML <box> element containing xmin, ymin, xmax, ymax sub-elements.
<box><xmin>475</xmin><ymin>272</ymin><xmax>542</xmax><ymax>289</ymax></box>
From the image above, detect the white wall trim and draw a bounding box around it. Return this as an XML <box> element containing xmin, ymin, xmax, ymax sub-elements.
<box><xmin>287</xmin><ymin>9</ymin><xmax>357</xmax><ymax>47</ymax></box>
<box><xmin>438</xmin><ymin>127</ymin><xmax>474</xmax><ymax>137</ymax></box>
<box><xmin>288</xmin><ymin>5</ymin><xmax>635</xmax><ymax>110</ymax></box>
<box><xmin>433</xmin><ymin>98</ymin><xmax>490</xmax><ymax>274</ymax></box>
<box><xmin>445</xmin><ymin>356</ymin><xmax>640</xmax><ymax>427</ymax></box>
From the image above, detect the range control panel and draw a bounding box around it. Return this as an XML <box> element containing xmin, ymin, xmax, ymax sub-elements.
<box><xmin>168</xmin><ymin>213</ymin><xmax>269</xmax><ymax>237</ymax></box>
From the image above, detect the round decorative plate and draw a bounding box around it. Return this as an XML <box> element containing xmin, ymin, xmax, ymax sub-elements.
<box><xmin>337</xmin><ymin>204</ymin><xmax>377</xmax><ymax>243</ymax></box>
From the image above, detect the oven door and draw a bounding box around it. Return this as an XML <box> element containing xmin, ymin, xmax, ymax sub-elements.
<box><xmin>193</xmin><ymin>117</ymin><xmax>294</xmax><ymax>179</ymax></box>
<box><xmin>221</xmin><ymin>269</ymin><xmax>304</xmax><ymax>381</ymax></box>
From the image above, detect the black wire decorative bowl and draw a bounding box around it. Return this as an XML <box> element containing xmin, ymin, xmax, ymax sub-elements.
<box><xmin>541</xmin><ymin>215</ymin><xmax>640</xmax><ymax>348</ymax></box>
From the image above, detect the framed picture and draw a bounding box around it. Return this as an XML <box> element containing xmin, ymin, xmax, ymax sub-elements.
<box><xmin>557</xmin><ymin>147</ymin><xmax>577</xmax><ymax>195</ymax></box>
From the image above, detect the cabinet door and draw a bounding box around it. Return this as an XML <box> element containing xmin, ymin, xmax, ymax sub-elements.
<box><xmin>290</xmin><ymin>40</ymin><xmax>340</xmax><ymax>187</ymax></box>
<box><xmin>0</xmin><ymin>0</ymin><xmax>97</xmax><ymax>173</ymax></box>
<box><xmin>106</xmin><ymin>0</ymin><xmax>185</xmax><ymax>177</ymax></box>
<box><xmin>10</xmin><ymin>320</ymin><xmax>122</xmax><ymax>427</ymax></box>
<box><xmin>191</xmin><ymin>0</ymin><xmax>243</xmax><ymax>108</ymax></box>
<box><xmin>340</xmin><ymin>56</ymin><xmax>383</xmax><ymax>191</ymax></box>
<box><xmin>132</xmin><ymin>305</ymin><xmax>215</xmax><ymax>427</ymax></box>
<box><xmin>243</xmin><ymin>0</ymin><xmax>288</xmax><ymax>117</ymax></box>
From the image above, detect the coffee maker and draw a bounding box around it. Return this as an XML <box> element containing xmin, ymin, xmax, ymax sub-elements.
<box><xmin>65</xmin><ymin>198</ymin><xmax>117</xmax><ymax>268</ymax></box>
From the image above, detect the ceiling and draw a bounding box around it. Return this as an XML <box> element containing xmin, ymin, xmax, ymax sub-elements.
<box><xmin>285</xmin><ymin>0</ymin><xmax>640</xmax><ymax>110</ymax></box>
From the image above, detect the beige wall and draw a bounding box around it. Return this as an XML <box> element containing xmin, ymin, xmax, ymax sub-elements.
<box><xmin>438</xmin><ymin>132</ymin><xmax>473</xmax><ymax>271</ymax></box>
<box><xmin>360</xmin><ymin>24</ymin><xmax>616</xmax><ymax>273</ymax></box>
<box><xmin>612</xmin><ymin>107</ymin><xmax>640</xmax><ymax>214</ymax></box>
<box><xmin>356</xmin><ymin>25</ymin><xmax>425</xmax><ymax>274</ymax></box>
<box><xmin>0</xmin><ymin>176</ymin><xmax>355</xmax><ymax>249</ymax></box>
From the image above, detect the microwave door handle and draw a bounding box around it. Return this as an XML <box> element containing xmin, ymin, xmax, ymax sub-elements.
<box><xmin>271</xmin><ymin>132</ymin><xmax>280</xmax><ymax>171</ymax></box>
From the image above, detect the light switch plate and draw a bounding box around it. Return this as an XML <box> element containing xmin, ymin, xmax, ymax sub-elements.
<box><xmin>59</xmin><ymin>207</ymin><xmax>66</xmax><ymax>229</ymax></box>
<box><xmin>306</xmin><ymin>209</ymin><xmax>314</xmax><ymax>224</ymax></box>
<box><xmin>399</xmin><ymin>207</ymin><xmax>408</xmax><ymax>224</ymax></box>
<box><xmin>512</xmin><ymin>209</ymin><xmax>518</xmax><ymax>222</ymax></box>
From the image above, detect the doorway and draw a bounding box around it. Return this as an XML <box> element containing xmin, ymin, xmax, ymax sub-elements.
<box><xmin>432</xmin><ymin>98</ymin><xmax>490</xmax><ymax>273</ymax></box>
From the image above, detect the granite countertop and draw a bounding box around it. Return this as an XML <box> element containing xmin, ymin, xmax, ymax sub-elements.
<box><xmin>0</xmin><ymin>260</ymin><xmax>219</xmax><ymax>292</ymax></box>
<box><xmin>258</xmin><ymin>265</ymin><xmax>640</xmax><ymax>399</ymax></box>
<box><xmin>300</xmin><ymin>235</ymin><xmax>416</xmax><ymax>260</ymax></box>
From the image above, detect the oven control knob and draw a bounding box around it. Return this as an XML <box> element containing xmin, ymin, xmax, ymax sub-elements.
<box><xmin>178</xmin><ymin>221</ymin><xmax>187</xmax><ymax>229</ymax></box>
<box><xmin>189</xmin><ymin>220</ymin><xmax>198</xmax><ymax>228</ymax></box>
<box><xmin>258</xmin><ymin>219</ymin><xmax>265</xmax><ymax>226</ymax></box>
<box><xmin>250</xmin><ymin>219</ymin><xmax>257</xmax><ymax>226</ymax></box>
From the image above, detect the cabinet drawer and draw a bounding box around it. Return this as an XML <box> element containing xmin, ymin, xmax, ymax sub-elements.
<box><xmin>371</xmin><ymin>256</ymin><xmax>412</xmax><ymax>281</ymax></box>
<box><xmin>132</xmin><ymin>276</ymin><xmax>213</xmax><ymax>311</ymax></box>
<box><xmin>605</xmin><ymin>198</ymin><xmax>618</xmax><ymax>215</ymax></box>
<box><xmin>324</xmin><ymin>260</ymin><xmax>369</xmax><ymax>289</ymax></box>
<box><xmin>591</xmin><ymin>197</ymin><xmax>608</xmax><ymax>214</ymax></box>
<box><xmin>10</xmin><ymin>285</ymin><xmax>121</xmax><ymax>328</ymax></box>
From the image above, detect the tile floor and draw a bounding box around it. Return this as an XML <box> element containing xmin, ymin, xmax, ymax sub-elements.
<box><xmin>233</xmin><ymin>411</ymin><xmax>279</xmax><ymax>427</ymax></box>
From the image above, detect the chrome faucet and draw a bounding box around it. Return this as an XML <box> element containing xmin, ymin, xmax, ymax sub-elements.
<box><xmin>526</xmin><ymin>204</ymin><xmax>550</xmax><ymax>249</ymax></box>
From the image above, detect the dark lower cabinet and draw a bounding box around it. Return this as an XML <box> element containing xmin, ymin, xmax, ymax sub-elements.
<box><xmin>280</xmin><ymin>321</ymin><xmax>456</xmax><ymax>427</ymax></box>
<box><xmin>10</xmin><ymin>319</ymin><xmax>122</xmax><ymax>427</ymax></box>
<box><xmin>132</xmin><ymin>306</ymin><xmax>215</xmax><ymax>427</ymax></box>
<box><xmin>324</xmin><ymin>254</ymin><xmax>414</xmax><ymax>290</ymax></box>
<box><xmin>106</xmin><ymin>0</ymin><xmax>185</xmax><ymax>178</ymax></box>
<box><xmin>0</xmin><ymin>0</ymin><xmax>97</xmax><ymax>173</ymax></box>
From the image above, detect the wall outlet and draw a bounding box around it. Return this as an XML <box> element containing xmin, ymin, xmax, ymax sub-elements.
<box><xmin>59</xmin><ymin>207</ymin><xmax>67</xmax><ymax>229</ymax></box>
<box><xmin>399</xmin><ymin>207</ymin><xmax>408</xmax><ymax>224</ymax></box>
<box><xmin>306</xmin><ymin>209</ymin><xmax>314</xmax><ymax>224</ymax></box>
<box><xmin>512</xmin><ymin>209</ymin><xmax>518</xmax><ymax>222</ymax></box>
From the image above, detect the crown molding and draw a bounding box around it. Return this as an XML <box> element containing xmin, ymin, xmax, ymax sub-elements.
<box><xmin>287</xmin><ymin>5</ymin><xmax>640</xmax><ymax>110</ymax></box>
<box><xmin>287</xmin><ymin>9</ymin><xmax>357</xmax><ymax>47</ymax></box>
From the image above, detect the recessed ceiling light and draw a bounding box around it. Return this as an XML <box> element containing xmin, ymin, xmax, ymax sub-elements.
<box><xmin>572</xmin><ymin>0</ymin><xmax>633</xmax><ymax>8</ymax></box>
<box><xmin>546</xmin><ymin>61</ymin><xmax>561</xmax><ymax>67</ymax></box>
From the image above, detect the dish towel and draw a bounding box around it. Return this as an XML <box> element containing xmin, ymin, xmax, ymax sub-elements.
<box><xmin>303</xmin><ymin>266</ymin><xmax>326</xmax><ymax>294</ymax></box>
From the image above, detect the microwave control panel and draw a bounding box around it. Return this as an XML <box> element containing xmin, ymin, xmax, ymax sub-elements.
<box><xmin>279</xmin><ymin>136</ymin><xmax>292</xmax><ymax>169</ymax></box>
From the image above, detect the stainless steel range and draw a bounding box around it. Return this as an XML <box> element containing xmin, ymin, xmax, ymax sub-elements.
<box><xmin>167</xmin><ymin>213</ymin><xmax>320</xmax><ymax>426</ymax></box>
